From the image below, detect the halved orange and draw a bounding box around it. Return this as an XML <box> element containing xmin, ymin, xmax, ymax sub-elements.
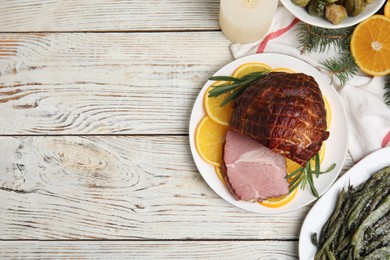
<box><xmin>272</xmin><ymin>67</ymin><xmax>295</xmax><ymax>73</ymax></box>
<box><xmin>232</xmin><ymin>62</ymin><xmax>272</xmax><ymax>79</ymax></box>
<box><xmin>215</xmin><ymin>167</ymin><xmax>227</xmax><ymax>186</ymax></box>
<box><xmin>260</xmin><ymin>186</ymin><xmax>299</xmax><ymax>208</ymax></box>
<box><xmin>385</xmin><ymin>1</ymin><xmax>390</xmax><ymax>18</ymax></box>
<box><xmin>350</xmin><ymin>15</ymin><xmax>390</xmax><ymax>76</ymax></box>
<box><xmin>195</xmin><ymin>116</ymin><xmax>229</xmax><ymax>166</ymax></box>
<box><xmin>204</xmin><ymin>81</ymin><xmax>233</xmax><ymax>126</ymax></box>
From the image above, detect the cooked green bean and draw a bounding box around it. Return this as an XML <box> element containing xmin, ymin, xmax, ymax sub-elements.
<box><xmin>314</xmin><ymin>166</ymin><xmax>390</xmax><ymax>259</ymax></box>
<box><xmin>352</xmin><ymin>197</ymin><xmax>390</xmax><ymax>257</ymax></box>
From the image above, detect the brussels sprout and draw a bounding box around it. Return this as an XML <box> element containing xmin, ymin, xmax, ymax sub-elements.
<box><xmin>325</xmin><ymin>4</ymin><xmax>348</xmax><ymax>24</ymax></box>
<box><xmin>292</xmin><ymin>0</ymin><xmax>311</xmax><ymax>7</ymax></box>
<box><xmin>308</xmin><ymin>0</ymin><xmax>328</xmax><ymax>17</ymax></box>
<box><xmin>344</xmin><ymin>0</ymin><xmax>366</xmax><ymax>16</ymax></box>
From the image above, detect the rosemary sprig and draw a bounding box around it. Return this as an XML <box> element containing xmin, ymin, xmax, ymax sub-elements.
<box><xmin>209</xmin><ymin>71</ymin><xmax>270</xmax><ymax>107</ymax></box>
<box><xmin>286</xmin><ymin>153</ymin><xmax>336</xmax><ymax>198</ymax></box>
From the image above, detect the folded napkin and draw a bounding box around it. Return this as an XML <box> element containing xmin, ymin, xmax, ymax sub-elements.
<box><xmin>229</xmin><ymin>6</ymin><xmax>390</xmax><ymax>162</ymax></box>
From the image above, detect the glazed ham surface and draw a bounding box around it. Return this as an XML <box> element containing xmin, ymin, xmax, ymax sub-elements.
<box><xmin>224</xmin><ymin>130</ymin><xmax>289</xmax><ymax>202</ymax></box>
<box><xmin>230</xmin><ymin>72</ymin><xmax>329</xmax><ymax>166</ymax></box>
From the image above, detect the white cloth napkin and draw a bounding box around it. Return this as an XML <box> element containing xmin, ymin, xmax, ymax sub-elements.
<box><xmin>229</xmin><ymin>6</ymin><xmax>390</xmax><ymax>162</ymax></box>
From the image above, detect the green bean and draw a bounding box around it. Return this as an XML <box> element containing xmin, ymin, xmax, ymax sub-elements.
<box><xmin>364</xmin><ymin>220</ymin><xmax>390</xmax><ymax>244</ymax></box>
<box><xmin>364</xmin><ymin>233</ymin><xmax>390</xmax><ymax>257</ymax></box>
<box><xmin>352</xmin><ymin>196</ymin><xmax>390</xmax><ymax>258</ymax></box>
<box><xmin>325</xmin><ymin>247</ymin><xmax>337</xmax><ymax>260</ymax></box>
<box><xmin>347</xmin><ymin>185</ymin><xmax>389</xmax><ymax>230</ymax></box>
<box><xmin>361</xmin><ymin>246</ymin><xmax>390</xmax><ymax>260</ymax></box>
<box><xmin>314</xmin><ymin>166</ymin><xmax>390</xmax><ymax>259</ymax></box>
<box><xmin>335</xmin><ymin>235</ymin><xmax>351</xmax><ymax>255</ymax></box>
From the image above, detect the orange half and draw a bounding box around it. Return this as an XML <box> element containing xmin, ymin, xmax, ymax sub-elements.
<box><xmin>350</xmin><ymin>15</ymin><xmax>390</xmax><ymax>76</ymax></box>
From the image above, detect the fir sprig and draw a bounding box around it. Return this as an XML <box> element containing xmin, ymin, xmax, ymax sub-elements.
<box><xmin>297</xmin><ymin>23</ymin><xmax>355</xmax><ymax>54</ymax></box>
<box><xmin>297</xmin><ymin>24</ymin><xmax>357</xmax><ymax>86</ymax></box>
<box><xmin>384</xmin><ymin>75</ymin><xmax>390</xmax><ymax>107</ymax></box>
<box><xmin>321</xmin><ymin>52</ymin><xmax>358</xmax><ymax>86</ymax></box>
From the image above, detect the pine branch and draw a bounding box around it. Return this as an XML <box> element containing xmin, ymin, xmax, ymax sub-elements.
<box><xmin>384</xmin><ymin>75</ymin><xmax>390</xmax><ymax>107</ymax></box>
<box><xmin>297</xmin><ymin>23</ymin><xmax>354</xmax><ymax>54</ymax></box>
<box><xmin>321</xmin><ymin>52</ymin><xmax>358</xmax><ymax>86</ymax></box>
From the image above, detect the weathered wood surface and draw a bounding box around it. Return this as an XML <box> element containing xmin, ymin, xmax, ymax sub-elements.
<box><xmin>0</xmin><ymin>1</ymin><xmax>359</xmax><ymax>258</ymax></box>
<box><xmin>0</xmin><ymin>241</ymin><xmax>297</xmax><ymax>260</ymax></box>
<box><xmin>0</xmin><ymin>135</ymin><xmax>313</xmax><ymax>240</ymax></box>
<box><xmin>0</xmin><ymin>32</ymin><xmax>232</xmax><ymax>135</ymax></box>
<box><xmin>0</xmin><ymin>0</ymin><xmax>220</xmax><ymax>32</ymax></box>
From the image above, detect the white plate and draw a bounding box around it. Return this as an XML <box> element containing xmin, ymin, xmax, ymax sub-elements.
<box><xmin>281</xmin><ymin>0</ymin><xmax>386</xmax><ymax>29</ymax></box>
<box><xmin>299</xmin><ymin>147</ymin><xmax>390</xmax><ymax>259</ymax></box>
<box><xmin>189</xmin><ymin>53</ymin><xmax>348</xmax><ymax>214</ymax></box>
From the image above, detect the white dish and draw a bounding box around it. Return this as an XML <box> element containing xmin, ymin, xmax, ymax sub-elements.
<box><xmin>189</xmin><ymin>53</ymin><xmax>348</xmax><ymax>214</ymax></box>
<box><xmin>280</xmin><ymin>0</ymin><xmax>386</xmax><ymax>29</ymax></box>
<box><xmin>299</xmin><ymin>146</ymin><xmax>390</xmax><ymax>259</ymax></box>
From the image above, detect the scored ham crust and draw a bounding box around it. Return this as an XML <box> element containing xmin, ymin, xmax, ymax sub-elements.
<box><xmin>230</xmin><ymin>72</ymin><xmax>329</xmax><ymax>166</ymax></box>
<box><xmin>223</xmin><ymin>130</ymin><xmax>289</xmax><ymax>202</ymax></box>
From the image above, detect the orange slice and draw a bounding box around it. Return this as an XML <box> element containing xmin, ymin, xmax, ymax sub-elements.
<box><xmin>286</xmin><ymin>143</ymin><xmax>326</xmax><ymax>174</ymax></box>
<box><xmin>260</xmin><ymin>187</ymin><xmax>299</xmax><ymax>208</ymax></box>
<box><xmin>324</xmin><ymin>96</ymin><xmax>331</xmax><ymax>130</ymax></box>
<box><xmin>385</xmin><ymin>1</ymin><xmax>390</xmax><ymax>18</ymax></box>
<box><xmin>195</xmin><ymin>116</ymin><xmax>229</xmax><ymax>166</ymax></box>
<box><xmin>272</xmin><ymin>67</ymin><xmax>295</xmax><ymax>73</ymax></box>
<box><xmin>232</xmin><ymin>62</ymin><xmax>272</xmax><ymax>79</ymax></box>
<box><xmin>215</xmin><ymin>167</ymin><xmax>227</xmax><ymax>186</ymax></box>
<box><xmin>204</xmin><ymin>81</ymin><xmax>233</xmax><ymax>126</ymax></box>
<box><xmin>350</xmin><ymin>15</ymin><xmax>390</xmax><ymax>76</ymax></box>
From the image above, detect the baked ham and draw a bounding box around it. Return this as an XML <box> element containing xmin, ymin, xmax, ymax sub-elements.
<box><xmin>230</xmin><ymin>72</ymin><xmax>329</xmax><ymax>166</ymax></box>
<box><xmin>224</xmin><ymin>130</ymin><xmax>289</xmax><ymax>201</ymax></box>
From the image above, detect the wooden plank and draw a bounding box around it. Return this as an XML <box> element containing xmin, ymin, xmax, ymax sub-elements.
<box><xmin>0</xmin><ymin>32</ymin><xmax>232</xmax><ymax>135</ymax></box>
<box><xmin>0</xmin><ymin>135</ymin><xmax>314</xmax><ymax>240</ymax></box>
<box><xmin>0</xmin><ymin>240</ymin><xmax>298</xmax><ymax>259</ymax></box>
<box><xmin>0</xmin><ymin>0</ymin><xmax>220</xmax><ymax>32</ymax></box>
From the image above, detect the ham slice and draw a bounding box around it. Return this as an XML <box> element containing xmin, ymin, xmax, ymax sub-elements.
<box><xmin>224</xmin><ymin>130</ymin><xmax>290</xmax><ymax>202</ymax></box>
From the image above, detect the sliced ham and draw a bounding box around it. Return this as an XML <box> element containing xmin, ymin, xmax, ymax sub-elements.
<box><xmin>224</xmin><ymin>130</ymin><xmax>290</xmax><ymax>202</ymax></box>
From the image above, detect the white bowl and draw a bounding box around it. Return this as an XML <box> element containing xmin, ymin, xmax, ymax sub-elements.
<box><xmin>280</xmin><ymin>0</ymin><xmax>386</xmax><ymax>28</ymax></box>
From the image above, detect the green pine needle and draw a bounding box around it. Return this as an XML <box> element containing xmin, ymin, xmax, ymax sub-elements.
<box><xmin>297</xmin><ymin>23</ymin><xmax>358</xmax><ymax>86</ymax></box>
<box><xmin>321</xmin><ymin>52</ymin><xmax>358</xmax><ymax>86</ymax></box>
<box><xmin>297</xmin><ymin>23</ymin><xmax>355</xmax><ymax>54</ymax></box>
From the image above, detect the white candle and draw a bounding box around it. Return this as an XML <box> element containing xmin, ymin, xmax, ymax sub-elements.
<box><xmin>219</xmin><ymin>0</ymin><xmax>278</xmax><ymax>44</ymax></box>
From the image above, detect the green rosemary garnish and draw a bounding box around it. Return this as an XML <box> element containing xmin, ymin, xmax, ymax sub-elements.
<box><xmin>208</xmin><ymin>71</ymin><xmax>270</xmax><ymax>107</ymax></box>
<box><xmin>287</xmin><ymin>153</ymin><xmax>336</xmax><ymax>198</ymax></box>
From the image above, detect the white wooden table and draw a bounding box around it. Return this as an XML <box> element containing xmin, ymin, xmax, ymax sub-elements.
<box><xmin>0</xmin><ymin>1</ymin><xmax>354</xmax><ymax>259</ymax></box>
